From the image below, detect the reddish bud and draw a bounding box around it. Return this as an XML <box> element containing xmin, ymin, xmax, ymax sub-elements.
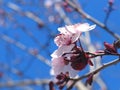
<box><xmin>71</xmin><ymin>60</ymin><xmax>87</xmax><ymax>70</ymax></box>
<box><xmin>70</xmin><ymin>53</ymin><xmax>88</xmax><ymax>70</ymax></box>
<box><xmin>62</xmin><ymin>2</ymin><xmax>68</xmax><ymax>7</ymax></box>
<box><xmin>70</xmin><ymin>48</ymin><xmax>93</xmax><ymax>70</ymax></box>
<box><xmin>109</xmin><ymin>0</ymin><xmax>114</xmax><ymax>6</ymax></box>
<box><xmin>56</xmin><ymin>73</ymin><xmax>64</xmax><ymax>80</ymax></box>
<box><xmin>65</xmin><ymin>7</ymin><xmax>72</xmax><ymax>12</ymax></box>
<box><xmin>0</xmin><ymin>72</ymin><xmax>3</xmax><ymax>78</ymax></box>
<box><xmin>56</xmin><ymin>72</ymin><xmax>70</xmax><ymax>89</ymax></box>
<box><xmin>104</xmin><ymin>42</ymin><xmax>117</xmax><ymax>53</ymax></box>
<box><xmin>62</xmin><ymin>1</ymin><xmax>72</xmax><ymax>12</ymax></box>
<box><xmin>49</xmin><ymin>81</ymin><xmax>54</xmax><ymax>90</ymax></box>
<box><xmin>88</xmin><ymin>60</ymin><xmax>93</xmax><ymax>66</ymax></box>
<box><xmin>86</xmin><ymin>74</ymin><xmax>94</xmax><ymax>85</ymax></box>
<box><xmin>29</xmin><ymin>48</ymin><xmax>39</xmax><ymax>55</ymax></box>
<box><xmin>95</xmin><ymin>50</ymin><xmax>105</xmax><ymax>54</ymax></box>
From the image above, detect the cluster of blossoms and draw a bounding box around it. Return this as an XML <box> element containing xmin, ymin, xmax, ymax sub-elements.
<box><xmin>51</xmin><ymin>23</ymin><xmax>96</xmax><ymax>77</ymax></box>
<box><xmin>50</xmin><ymin>23</ymin><xmax>96</xmax><ymax>88</ymax></box>
<box><xmin>50</xmin><ymin>22</ymin><xmax>120</xmax><ymax>89</ymax></box>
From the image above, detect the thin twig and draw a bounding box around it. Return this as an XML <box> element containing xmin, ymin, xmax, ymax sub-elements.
<box><xmin>65</xmin><ymin>0</ymin><xmax>120</xmax><ymax>39</ymax></box>
<box><xmin>7</xmin><ymin>2</ymin><xmax>44</xmax><ymax>26</ymax></box>
<box><xmin>0</xmin><ymin>79</ymin><xmax>50</xmax><ymax>87</ymax></box>
<box><xmin>0</xmin><ymin>33</ymin><xmax>51</xmax><ymax>66</ymax></box>
<box><xmin>87</xmin><ymin>52</ymin><xmax>120</xmax><ymax>58</ymax></box>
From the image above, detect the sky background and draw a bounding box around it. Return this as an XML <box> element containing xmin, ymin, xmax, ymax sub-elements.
<box><xmin>0</xmin><ymin>0</ymin><xmax>120</xmax><ymax>90</ymax></box>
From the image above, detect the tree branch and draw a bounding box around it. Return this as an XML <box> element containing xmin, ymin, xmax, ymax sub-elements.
<box><xmin>0</xmin><ymin>79</ymin><xmax>50</xmax><ymax>87</ymax></box>
<box><xmin>67</xmin><ymin>58</ymin><xmax>120</xmax><ymax>90</ymax></box>
<box><xmin>65</xmin><ymin>0</ymin><xmax>120</xmax><ymax>39</ymax></box>
<box><xmin>0</xmin><ymin>33</ymin><xmax>51</xmax><ymax>66</ymax></box>
<box><xmin>7</xmin><ymin>2</ymin><xmax>44</xmax><ymax>26</ymax></box>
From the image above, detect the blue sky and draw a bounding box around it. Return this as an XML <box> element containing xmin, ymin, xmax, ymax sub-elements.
<box><xmin>0</xmin><ymin>0</ymin><xmax>120</xmax><ymax>90</ymax></box>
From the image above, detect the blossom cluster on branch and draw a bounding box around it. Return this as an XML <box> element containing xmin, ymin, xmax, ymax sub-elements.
<box><xmin>50</xmin><ymin>23</ymin><xmax>120</xmax><ymax>90</ymax></box>
<box><xmin>51</xmin><ymin>23</ymin><xmax>96</xmax><ymax>77</ymax></box>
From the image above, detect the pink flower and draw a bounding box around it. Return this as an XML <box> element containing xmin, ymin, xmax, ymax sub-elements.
<box><xmin>58</xmin><ymin>23</ymin><xmax>96</xmax><ymax>34</ymax></box>
<box><xmin>51</xmin><ymin>57</ymin><xmax>78</xmax><ymax>77</ymax></box>
<box><xmin>55</xmin><ymin>23</ymin><xmax>96</xmax><ymax>46</ymax></box>
<box><xmin>51</xmin><ymin>44</ymin><xmax>78</xmax><ymax>77</ymax></box>
<box><xmin>51</xmin><ymin>44</ymin><xmax>75</xmax><ymax>58</ymax></box>
<box><xmin>51</xmin><ymin>23</ymin><xmax>96</xmax><ymax>78</ymax></box>
<box><xmin>54</xmin><ymin>34</ymin><xmax>72</xmax><ymax>47</ymax></box>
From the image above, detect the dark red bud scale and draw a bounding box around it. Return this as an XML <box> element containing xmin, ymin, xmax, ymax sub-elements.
<box><xmin>88</xmin><ymin>60</ymin><xmax>93</xmax><ymax>66</ymax></box>
<box><xmin>86</xmin><ymin>74</ymin><xmax>94</xmax><ymax>85</ymax></box>
<box><xmin>104</xmin><ymin>42</ymin><xmax>117</xmax><ymax>53</ymax></box>
<box><xmin>49</xmin><ymin>81</ymin><xmax>55</xmax><ymax>90</ymax></box>
<box><xmin>56</xmin><ymin>72</ymin><xmax>70</xmax><ymax>89</ymax></box>
<box><xmin>109</xmin><ymin>0</ymin><xmax>114</xmax><ymax>6</ymax></box>
<box><xmin>71</xmin><ymin>61</ymin><xmax>87</xmax><ymax>70</ymax></box>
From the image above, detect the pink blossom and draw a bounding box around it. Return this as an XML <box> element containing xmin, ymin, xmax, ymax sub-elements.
<box><xmin>51</xmin><ymin>23</ymin><xmax>96</xmax><ymax>77</ymax></box>
<box><xmin>55</xmin><ymin>23</ymin><xmax>96</xmax><ymax>46</ymax></box>
<box><xmin>51</xmin><ymin>57</ymin><xmax>78</xmax><ymax>77</ymax></box>
<box><xmin>54</xmin><ymin>33</ymin><xmax>81</xmax><ymax>47</ymax></box>
<box><xmin>58</xmin><ymin>23</ymin><xmax>96</xmax><ymax>34</ymax></box>
<box><xmin>51</xmin><ymin>44</ymin><xmax>75</xmax><ymax>58</ymax></box>
<box><xmin>54</xmin><ymin>34</ymin><xmax>72</xmax><ymax>47</ymax></box>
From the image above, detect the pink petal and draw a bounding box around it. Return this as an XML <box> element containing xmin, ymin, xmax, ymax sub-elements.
<box><xmin>51</xmin><ymin>44</ymin><xmax>75</xmax><ymax>58</ymax></box>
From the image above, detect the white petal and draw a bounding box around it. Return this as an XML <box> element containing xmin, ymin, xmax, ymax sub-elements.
<box><xmin>65</xmin><ymin>25</ymin><xmax>76</xmax><ymax>33</ymax></box>
<box><xmin>51</xmin><ymin>57</ymin><xmax>65</xmax><ymax>75</ymax></box>
<box><xmin>71</xmin><ymin>33</ymin><xmax>81</xmax><ymax>43</ymax></box>
<box><xmin>51</xmin><ymin>44</ymin><xmax>75</xmax><ymax>58</ymax></box>
<box><xmin>63</xmin><ymin>63</ymin><xmax>79</xmax><ymax>77</ymax></box>
<box><xmin>76</xmin><ymin>23</ymin><xmax>89</xmax><ymax>32</ymax></box>
<box><xmin>50</xmin><ymin>69</ymin><xmax>55</xmax><ymax>75</ymax></box>
<box><xmin>76</xmin><ymin>23</ymin><xmax>96</xmax><ymax>32</ymax></box>
<box><xmin>89</xmin><ymin>24</ymin><xmax>96</xmax><ymax>30</ymax></box>
<box><xmin>58</xmin><ymin>27</ymin><xmax>66</xmax><ymax>34</ymax></box>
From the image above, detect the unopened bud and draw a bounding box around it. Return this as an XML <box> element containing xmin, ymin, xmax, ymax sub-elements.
<box><xmin>109</xmin><ymin>0</ymin><xmax>114</xmax><ymax>6</ymax></box>
<box><xmin>0</xmin><ymin>72</ymin><xmax>3</xmax><ymax>78</ymax></box>
<box><xmin>49</xmin><ymin>81</ymin><xmax>54</xmax><ymax>90</ymax></box>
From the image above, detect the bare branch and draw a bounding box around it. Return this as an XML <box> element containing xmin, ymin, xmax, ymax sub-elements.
<box><xmin>7</xmin><ymin>2</ymin><xmax>44</xmax><ymax>26</ymax></box>
<box><xmin>0</xmin><ymin>79</ymin><xmax>50</xmax><ymax>87</ymax></box>
<box><xmin>0</xmin><ymin>33</ymin><xmax>51</xmax><ymax>66</ymax></box>
<box><xmin>55</xmin><ymin>3</ymin><xmax>71</xmax><ymax>25</ymax></box>
<box><xmin>65</xmin><ymin>0</ymin><xmax>120</xmax><ymax>39</ymax></box>
<box><xmin>67</xmin><ymin>58</ymin><xmax>120</xmax><ymax>90</ymax></box>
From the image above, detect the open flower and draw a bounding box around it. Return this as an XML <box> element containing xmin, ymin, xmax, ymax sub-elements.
<box><xmin>54</xmin><ymin>34</ymin><xmax>72</xmax><ymax>47</ymax></box>
<box><xmin>51</xmin><ymin>57</ymin><xmax>79</xmax><ymax>77</ymax></box>
<box><xmin>51</xmin><ymin>23</ymin><xmax>96</xmax><ymax>78</ymax></box>
<box><xmin>58</xmin><ymin>23</ymin><xmax>96</xmax><ymax>34</ymax></box>
<box><xmin>51</xmin><ymin>44</ymin><xmax>75</xmax><ymax>58</ymax></box>
<box><xmin>55</xmin><ymin>23</ymin><xmax>96</xmax><ymax>46</ymax></box>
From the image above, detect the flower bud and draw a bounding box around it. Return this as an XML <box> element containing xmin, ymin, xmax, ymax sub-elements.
<box><xmin>109</xmin><ymin>0</ymin><xmax>114</xmax><ymax>6</ymax></box>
